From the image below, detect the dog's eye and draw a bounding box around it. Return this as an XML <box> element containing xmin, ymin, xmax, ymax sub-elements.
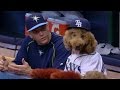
<box><xmin>81</xmin><ymin>35</ymin><xmax>84</xmax><ymax>38</ymax></box>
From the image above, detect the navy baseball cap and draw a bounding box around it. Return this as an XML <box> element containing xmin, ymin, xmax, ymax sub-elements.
<box><xmin>25</xmin><ymin>12</ymin><xmax>48</xmax><ymax>32</ymax></box>
<box><xmin>67</xmin><ymin>17</ymin><xmax>91</xmax><ymax>30</ymax></box>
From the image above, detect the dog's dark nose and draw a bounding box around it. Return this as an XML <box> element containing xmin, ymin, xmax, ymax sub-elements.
<box><xmin>75</xmin><ymin>46</ymin><xmax>80</xmax><ymax>50</ymax></box>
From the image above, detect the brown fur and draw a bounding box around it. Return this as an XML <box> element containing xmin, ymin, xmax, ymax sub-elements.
<box><xmin>63</xmin><ymin>28</ymin><xmax>97</xmax><ymax>54</ymax></box>
<box><xmin>82</xmin><ymin>71</ymin><xmax>107</xmax><ymax>79</ymax></box>
<box><xmin>50</xmin><ymin>71</ymin><xmax>81</xmax><ymax>79</ymax></box>
<box><xmin>30</xmin><ymin>68</ymin><xmax>107</xmax><ymax>79</ymax></box>
<box><xmin>30</xmin><ymin>68</ymin><xmax>61</xmax><ymax>79</ymax></box>
<box><xmin>30</xmin><ymin>68</ymin><xmax>81</xmax><ymax>79</ymax></box>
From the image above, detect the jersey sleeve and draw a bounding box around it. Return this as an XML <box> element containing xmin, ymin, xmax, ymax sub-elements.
<box><xmin>80</xmin><ymin>53</ymin><xmax>106</xmax><ymax>76</ymax></box>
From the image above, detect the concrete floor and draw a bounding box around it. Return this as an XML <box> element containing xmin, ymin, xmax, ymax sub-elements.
<box><xmin>107</xmin><ymin>70</ymin><xmax>120</xmax><ymax>79</ymax></box>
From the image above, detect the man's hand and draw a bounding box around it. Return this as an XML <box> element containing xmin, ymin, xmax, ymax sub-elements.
<box><xmin>0</xmin><ymin>60</ymin><xmax>4</xmax><ymax>71</ymax></box>
<box><xmin>0</xmin><ymin>56</ymin><xmax>9</xmax><ymax>71</ymax></box>
<box><xmin>8</xmin><ymin>58</ymin><xmax>32</xmax><ymax>75</ymax></box>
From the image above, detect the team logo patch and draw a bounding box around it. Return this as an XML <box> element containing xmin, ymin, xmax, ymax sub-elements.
<box><xmin>31</xmin><ymin>15</ymin><xmax>40</xmax><ymax>23</ymax></box>
<box><xmin>39</xmin><ymin>50</ymin><xmax>43</xmax><ymax>56</ymax></box>
<box><xmin>75</xmin><ymin>20</ymin><xmax>82</xmax><ymax>27</ymax></box>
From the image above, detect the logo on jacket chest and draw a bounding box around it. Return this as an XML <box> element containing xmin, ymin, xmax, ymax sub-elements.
<box><xmin>38</xmin><ymin>50</ymin><xmax>43</xmax><ymax>56</ymax></box>
<box><xmin>65</xmin><ymin>58</ymin><xmax>81</xmax><ymax>72</ymax></box>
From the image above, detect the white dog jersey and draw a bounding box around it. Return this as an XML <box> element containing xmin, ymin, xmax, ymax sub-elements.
<box><xmin>64</xmin><ymin>51</ymin><xmax>107</xmax><ymax>76</ymax></box>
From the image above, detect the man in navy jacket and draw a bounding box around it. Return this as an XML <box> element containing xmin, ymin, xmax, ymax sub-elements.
<box><xmin>0</xmin><ymin>12</ymin><xmax>70</xmax><ymax>79</ymax></box>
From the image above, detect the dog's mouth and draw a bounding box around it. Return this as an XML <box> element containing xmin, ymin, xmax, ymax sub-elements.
<box><xmin>75</xmin><ymin>46</ymin><xmax>81</xmax><ymax>50</ymax></box>
<box><xmin>72</xmin><ymin>45</ymin><xmax>84</xmax><ymax>54</ymax></box>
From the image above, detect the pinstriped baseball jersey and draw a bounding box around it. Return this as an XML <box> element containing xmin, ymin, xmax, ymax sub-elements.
<box><xmin>64</xmin><ymin>51</ymin><xmax>107</xmax><ymax>76</ymax></box>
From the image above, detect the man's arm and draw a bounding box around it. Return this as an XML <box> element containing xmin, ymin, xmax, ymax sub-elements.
<box><xmin>13</xmin><ymin>37</ymin><xmax>31</xmax><ymax>65</ymax></box>
<box><xmin>8</xmin><ymin>58</ymin><xmax>32</xmax><ymax>75</ymax></box>
<box><xmin>53</xmin><ymin>41</ymin><xmax>71</xmax><ymax>70</ymax></box>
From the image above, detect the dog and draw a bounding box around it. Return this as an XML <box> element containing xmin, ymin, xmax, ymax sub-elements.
<box><xmin>63</xmin><ymin>18</ymin><xmax>107</xmax><ymax>77</ymax></box>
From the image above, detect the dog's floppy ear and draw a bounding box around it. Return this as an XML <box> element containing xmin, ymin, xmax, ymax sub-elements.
<box><xmin>63</xmin><ymin>30</ymin><xmax>72</xmax><ymax>50</ymax></box>
<box><xmin>83</xmin><ymin>32</ymin><xmax>97</xmax><ymax>54</ymax></box>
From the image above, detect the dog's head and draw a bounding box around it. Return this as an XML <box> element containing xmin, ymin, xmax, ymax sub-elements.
<box><xmin>63</xmin><ymin>28</ymin><xmax>97</xmax><ymax>54</ymax></box>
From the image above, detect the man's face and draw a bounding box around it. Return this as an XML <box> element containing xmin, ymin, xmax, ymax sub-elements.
<box><xmin>29</xmin><ymin>24</ymin><xmax>51</xmax><ymax>45</ymax></box>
